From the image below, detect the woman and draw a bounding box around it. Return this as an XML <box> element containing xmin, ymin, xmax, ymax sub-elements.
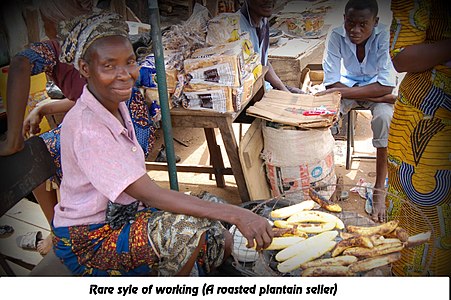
<box><xmin>52</xmin><ymin>11</ymin><xmax>273</xmax><ymax>276</ymax></box>
<box><xmin>0</xmin><ymin>0</ymin><xmax>158</xmax><ymax>255</ymax></box>
<box><xmin>388</xmin><ymin>0</ymin><xmax>451</xmax><ymax>276</ymax></box>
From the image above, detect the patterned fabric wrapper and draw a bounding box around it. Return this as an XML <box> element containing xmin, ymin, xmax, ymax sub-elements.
<box><xmin>58</xmin><ymin>11</ymin><xmax>129</xmax><ymax>70</ymax></box>
<box><xmin>147</xmin><ymin>211</ymin><xmax>226</xmax><ymax>276</ymax></box>
<box><xmin>52</xmin><ymin>209</ymin><xmax>226</xmax><ymax>276</ymax></box>
<box><xmin>388</xmin><ymin>0</ymin><xmax>451</xmax><ymax>276</ymax></box>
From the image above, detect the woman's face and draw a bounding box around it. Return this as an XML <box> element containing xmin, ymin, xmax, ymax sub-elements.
<box><xmin>80</xmin><ymin>36</ymin><xmax>139</xmax><ymax>107</ymax></box>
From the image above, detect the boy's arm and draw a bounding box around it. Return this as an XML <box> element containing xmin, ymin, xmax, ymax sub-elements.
<box><xmin>323</xmin><ymin>81</ymin><xmax>395</xmax><ymax>103</ymax></box>
<box><xmin>265</xmin><ymin>62</ymin><xmax>290</xmax><ymax>92</ymax></box>
<box><xmin>320</xmin><ymin>28</ymin><xmax>395</xmax><ymax>103</ymax></box>
<box><xmin>322</xmin><ymin>30</ymin><xmax>343</xmax><ymax>88</ymax></box>
<box><xmin>125</xmin><ymin>174</ymin><xmax>274</xmax><ymax>250</ymax></box>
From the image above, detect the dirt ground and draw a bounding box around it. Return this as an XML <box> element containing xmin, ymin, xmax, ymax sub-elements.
<box><xmin>146</xmin><ymin>110</ymin><xmax>378</xmax><ymax>218</ymax></box>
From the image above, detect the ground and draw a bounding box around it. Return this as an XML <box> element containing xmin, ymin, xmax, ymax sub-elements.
<box><xmin>146</xmin><ymin>110</ymin><xmax>378</xmax><ymax>218</ymax></box>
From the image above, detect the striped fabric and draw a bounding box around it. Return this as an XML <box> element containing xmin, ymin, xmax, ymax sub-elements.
<box><xmin>387</xmin><ymin>0</ymin><xmax>451</xmax><ymax>276</ymax></box>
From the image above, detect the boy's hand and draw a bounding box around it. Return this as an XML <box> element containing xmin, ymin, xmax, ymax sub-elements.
<box><xmin>367</xmin><ymin>94</ymin><xmax>397</xmax><ymax>104</ymax></box>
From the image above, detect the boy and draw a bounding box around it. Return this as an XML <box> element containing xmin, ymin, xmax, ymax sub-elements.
<box><xmin>319</xmin><ymin>0</ymin><xmax>396</xmax><ymax>222</ymax></box>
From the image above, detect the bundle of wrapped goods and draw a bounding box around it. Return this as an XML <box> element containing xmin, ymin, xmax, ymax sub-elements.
<box><xmin>162</xmin><ymin>3</ymin><xmax>209</xmax><ymax>54</ymax></box>
<box><xmin>183</xmin><ymin>84</ymin><xmax>233</xmax><ymax>113</ymax></box>
<box><xmin>183</xmin><ymin>36</ymin><xmax>261</xmax><ymax>112</ymax></box>
<box><xmin>139</xmin><ymin>54</ymin><xmax>180</xmax><ymax>109</ymax></box>
<box><xmin>244</xmin><ymin>52</ymin><xmax>263</xmax><ymax>81</ymax></box>
<box><xmin>183</xmin><ymin>72</ymin><xmax>254</xmax><ymax>113</ymax></box>
<box><xmin>206</xmin><ymin>12</ymin><xmax>241</xmax><ymax>45</ymax></box>
<box><xmin>184</xmin><ymin>39</ymin><xmax>246</xmax><ymax>87</ymax></box>
<box><xmin>139</xmin><ymin>54</ymin><xmax>179</xmax><ymax>92</ymax></box>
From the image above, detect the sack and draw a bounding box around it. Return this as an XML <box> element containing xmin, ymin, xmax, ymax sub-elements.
<box><xmin>261</xmin><ymin>122</ymin><xmax>336</xmax><ymax>198</ymax></box>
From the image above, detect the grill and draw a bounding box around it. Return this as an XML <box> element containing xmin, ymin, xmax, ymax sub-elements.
<box><xmin>228</xmin><ymin>184</ymin><xmax>435</xmax><ymax>277</ymax></box>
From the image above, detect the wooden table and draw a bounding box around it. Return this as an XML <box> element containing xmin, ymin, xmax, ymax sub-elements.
<box><xmin>145</xmin><ymin>70</ymin><xmax>266</xmax><ymax>203</ymax></box>
<box><xmin>269</xmin><ymin>37</ymin><xmax>325</xmax><ymax>88</ymax></box>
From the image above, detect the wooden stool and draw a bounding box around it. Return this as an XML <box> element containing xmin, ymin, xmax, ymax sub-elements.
<box><xmin>346</xmin><ymin>108</ymin><xmax>376</xmax><ymax>170</ymax></box>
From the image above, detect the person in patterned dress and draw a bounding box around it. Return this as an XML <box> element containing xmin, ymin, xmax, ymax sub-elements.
<box><xmin>388</xmin><ymin>0</ymin><xmax>451</xmax><ymax>276</ymax></box>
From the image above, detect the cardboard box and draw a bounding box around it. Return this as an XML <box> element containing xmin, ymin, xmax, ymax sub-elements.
<box><xmin>246</xmin><ymin>89</ymin><xmax>341</xmax><ymax>129</ymax></box>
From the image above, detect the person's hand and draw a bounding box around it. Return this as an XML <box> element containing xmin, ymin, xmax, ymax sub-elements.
<box><xmin>368</xmin><ymin>94</ymin><xmax>397</xmax><ymax>104</ymax></box>
<box><xmin>371</xmin><ymin>189</ymin><xmax>386</xmax><ymax>223</ymax></box>
<box><xmin>23</xmin><ymin>106</ymin><xmax>44</xmax><ymax>136</ymax></box>
<box><xmin>286</xmin><ymin>86</ymin><xmax>305</xmax><ymax>94</ymax></box>
<box><xmin>314</xmin><ymin>88</ymin><xmax>337</xmax><ymax>96</ymax></box>
<box><xmin>379</xmin><ymin>94</ymin><xmax>397</xmax><ymax>104</ymax></box>
<box><xmin>233</xmin><ymin>209</ymin><xmax>273</xmax><ymax>251</ymax></box>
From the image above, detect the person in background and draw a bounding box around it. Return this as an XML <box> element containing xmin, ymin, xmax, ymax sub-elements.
<box><xmin>318</xmin><ymin>0</ymin><xmax>396</xmax><ymax>222</ymax></box>
<box><xmin>0</xmin><ymin>0</ymin><xmax>159</xmax><ymax>255</ymax></box>
<box><xmin>239</xmin><ymin>0</ymin><xmax>303</xmax><ymax>93</ymax></box>
<box><xmin>388</xmin><ymin>0</ymin><xmax>450</xmax><ymax>276</ymax></box>
<box><xmin>52</xmin><ymin>11</ymin><xmax>273</xmax><ymax>276</ymax></box>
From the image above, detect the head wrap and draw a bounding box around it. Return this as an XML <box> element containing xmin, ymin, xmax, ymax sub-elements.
<box><xmin>38</xmin><ymin>0</ymin><xmax>93</xmax><ymax>23</ymax></box>
<box><xmin>58</xmin><ymin>12</ymin><xmax>129</xmax><ymax>70</ymax></box>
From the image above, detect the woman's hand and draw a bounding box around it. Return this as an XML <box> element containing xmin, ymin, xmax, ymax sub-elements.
<box><xmin>23</xmin><ymin>106</ymin><xmax>44</xmax><ymax>136</ymax></box>
<box><xmin>233</xmin><ymin>209</ymin><xmax>273</xmax><ymax>251</ymax></box>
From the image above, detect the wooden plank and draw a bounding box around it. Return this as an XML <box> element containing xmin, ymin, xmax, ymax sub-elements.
<box><xmin>6</xmin><ymin>199</ymin><xmax>50</xmax><ymax>230</ymax></box>
<box><xmin>217</xmin><ymin>118</ymin><xmax>249</xmax><ymax>202</ymax></box>
<box><xmin>239</xmin><ymin>119</ymin><xmax>271</xmax><ymax>201</ymax></box>
<box><xmin>204</xmin><ymin>128</ymin><xmax>226</xmax><ymax>187</ymax></box>
<box><xmin>0</xmin><ymin>258</ymin><xmax>31</xmax><ymax>276</ymax></box>
<box><xmin>269</xmin><ymin>39</ymin><xmax>322</xmax><ymax>59</ymax></box>
<box><xmin>145</xmin><ymin>162</ymin><xmax>234</xmax><ymax>175</ymax></box>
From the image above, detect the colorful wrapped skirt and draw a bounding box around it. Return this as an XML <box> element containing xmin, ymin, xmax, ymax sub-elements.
<box><xmin>52</xmin><ymin>209</ymin><xmax>226</xmax><ymax>276</ymax></box>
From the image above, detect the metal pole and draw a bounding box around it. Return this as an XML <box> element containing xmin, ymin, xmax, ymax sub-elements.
<box><xmin>148</xmin><ymin>0</ymin><xmax>178</xmax><ymax>191</ymax></box>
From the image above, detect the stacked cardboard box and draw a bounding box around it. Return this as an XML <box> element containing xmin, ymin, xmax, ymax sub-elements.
<box><xmin>183</xmin><ymin>37</ymin><xmax>262</xmax><ymax>113</ymax></box>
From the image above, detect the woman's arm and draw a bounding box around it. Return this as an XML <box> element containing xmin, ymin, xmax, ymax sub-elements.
<box><xmin>125</xmin><ymin>174</ymin><xmax>274</xmax><ymax>250</ymax></box>
<box><xmin>0</xmin><ymin>56</ymin><xmax>32</xmax><ymax>155</ymax></box>
<box><xmin>23</xmin><ymin>99</ymin><xmax>75</xmax><ymax>135</ymax></box>
<box><xmin>391</xmin><ymin>39</ymin><xmax>451</xmax><ymax>73</ymax></box>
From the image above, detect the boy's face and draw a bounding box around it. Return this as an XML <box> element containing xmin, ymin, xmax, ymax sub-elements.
<box><xmin>344</xmin><ymin>8</ymin><xmax>379</xmax><ymax>46</ymax></box>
